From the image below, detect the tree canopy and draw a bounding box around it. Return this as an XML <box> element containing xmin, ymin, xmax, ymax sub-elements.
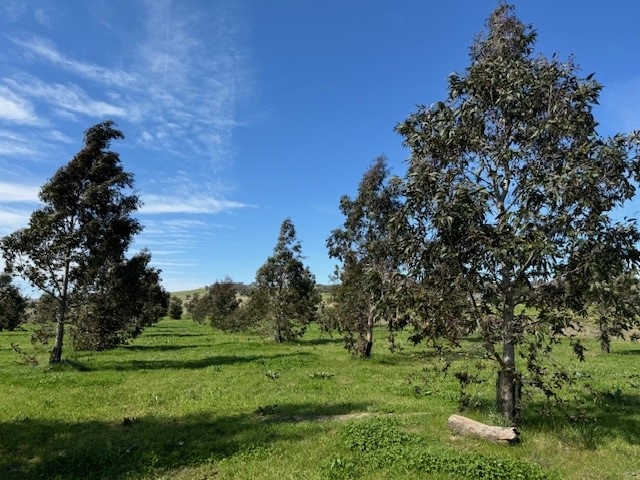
<box><xmin>0</xmin><ymin>273</ymin><xmax>27</xmax><ymax>331</ymax></box>
<box><xmin>0</xmin><ymin>121</ymin><xmax>156</xmax><ymax>363</ymax></box>
<box><xmin>327</xmin><ymin>156</ymin><xmax>403</xmax><ymax>357</ymax></box>
<box><xmin>394</xmin><ymin>4</ymin><xmax>640</xmax><ymax>423</ymax></box>
<box><xmin>250</xmin><ymin>218</ymin><xmax>320</xmax><ymax>342</ymax></box>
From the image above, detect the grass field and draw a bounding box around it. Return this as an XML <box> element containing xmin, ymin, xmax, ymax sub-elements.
<box><xmin>1</xmin><ymin>319</ymin><xmax>639</xmax><ymax>479</ymax></box>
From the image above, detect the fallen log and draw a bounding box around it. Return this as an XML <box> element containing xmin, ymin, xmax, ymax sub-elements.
<box><xmin>447</xmin><ymin>414</ymin><xmax>519</xmax><ymax>444</ymax></box>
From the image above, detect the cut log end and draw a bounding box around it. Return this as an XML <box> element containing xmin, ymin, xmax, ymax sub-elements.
<box><xmin>447</xmin><ymin>414</ymin><xmax>519</xmax><ymax>444</ymax></box>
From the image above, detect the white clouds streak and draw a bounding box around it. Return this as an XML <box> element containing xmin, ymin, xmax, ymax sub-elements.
<box><xmin>5</xmin><ymin>77</ymin><xmax>128</xmax><ymax>118</ymax></box>
<box><xmin>0</xmin><ymin>86</ymin><xmax>39</xmax><ymax>125</ymax></box>
<box><xmin>140</xmin><ymin>195</ymin><xmax>248</xmax><ymax>214</ymax></box>
<box><xmin>10</xmin><ymin>36</ymin><xmax>139</xmax><ymax>88</ymax></box>
<box><xmin>0</xmin><ymin>208</ymin><xmax>31</xmax><ymax>236</ymax></box>
<box><xmin>0</xmin><ymin>181</ymin><xmax>39</xmax><ymax>202</ymax></box>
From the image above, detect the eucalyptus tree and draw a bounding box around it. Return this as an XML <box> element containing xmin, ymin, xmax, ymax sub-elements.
<box><xmin>71</xmin><ymin>251</ymin><xmax>169</xmax><ymax>350</ymax></box>
<box><xmin>327</xmin><ymin>156</ymin><xmax>403</xmax><ymax>357</ymax></box>
<box><xmin>185</xmin><ymin>277</ymin><xmax>243</xmax><ymax>330</ymax></box>
<box><xmin>168</xmin><ymin>295</ymin><xmax>184</xmax><ymax>320</ymax></box>
<box><xmin>252</xmin><ymin>218</ymin><xmax>320</xmax><ymax>342</ymax></box>
<box><xmin>395</xmin><ymin>4</ymin><xmax>640</xmax><ymax>423</ymax></box>
<box><xmin>1</xmin><ymin>121</ymin><xmax>141</xmax><ymax>364</ymax></box>
<box><xmin>0</xmin><ymin>273</ymin><xmax>27</xmax><ymax>331</ymax></box>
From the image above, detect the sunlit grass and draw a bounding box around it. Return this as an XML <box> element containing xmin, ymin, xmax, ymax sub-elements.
<box><xmin>1</xmin><ymin>319</ymin><xmax>639</xmax><ymax>479</ymax></box>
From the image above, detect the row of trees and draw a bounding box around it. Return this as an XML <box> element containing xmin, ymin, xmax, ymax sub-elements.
<box><xmin>0</xmin><ymin>122</ymin><xmax>169</xmax><ymax>363</ymax></box>
<box><xmin>2</xmin><ymin>4</ymin><xmax>638</xmax><ymax>426</ymax></box>
<box><xmin>183</xmin><ymin>220</ymin><xmax>321</xmax><ymax>341</ymax></box>
<box><xmin>181</xmin><ymin>4</ymin><xmax>640</xmax><ymax>425</ymax></box>
<box><xmin>325</xmin><ymin>4</ymin><xmax>640</xmax><ymax>423</ymax></box>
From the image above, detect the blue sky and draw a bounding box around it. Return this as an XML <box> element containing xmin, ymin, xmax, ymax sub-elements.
<box><xmin>1</xmin><ymin>0</ymin><xmax>639</xmax><ymax>293</ymax></box>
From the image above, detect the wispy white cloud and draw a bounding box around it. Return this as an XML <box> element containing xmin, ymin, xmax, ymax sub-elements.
<box><xmin>0</xmin><ymin>208</ymin><xmax>31</xmax><ymax>235</ymax></box>
<box><xmin>34</xmin><ymin>9</ymin><xmax>53</xmax><ymax>28</ymax></box>
<box><xmin>1</xmin><ymin>1</ymin><xmax>254</xmax><ymax>291</ymax></box>
<box><xmin>0</xmin><ymin>181</ymin><xmax>40</xmax><ymax>202</ymax></box>
<box><xmin>131</xmin><ymin>0</ymin><xmax>252</xmax><ymax>168</ymax></box>
<box><xmin>5</xmin><ymin>77</ymin><xmax>128</xmax><ymax>118</ymax></box>
<box><xmin>0</xmin><ymin>85</ymin><xmax>40</xmax><ymax>125</ymax></box>
<box><xmin>2</xmin><ymin>1</ymin><xmax>27</xmax><ymax>21</ymax></box>
<box><xmin>0</xmin><ymin>129</ymin><xmax>39</xmax><ymax>157</ymax></box>
<box><xmin>9</xmin><ymin>36</ymin><xmax>139</xmax><ymax>88</ymax></box>
<box><xmin>140</xmin><ymin>194</ymin><xmax>248</xmax><ymax>214</ymax></box>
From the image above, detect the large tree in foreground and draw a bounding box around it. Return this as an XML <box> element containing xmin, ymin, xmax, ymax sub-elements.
<box><xmin>327</xmin><ymin>156</ymin><xmax>403</xmax><ymax>357</ymax></box>
<box><xmin>1</xmin><ymin>121</ymin><xmax>141</xmax><ymax>364</ymax></box>
<box><xmin>395</xmin><ymin>4</ymin><xmax>640</xmax><ymax>423</ymax></box>
<box><xmin>251</xmin><ymin>219</ymin><xmax>320</xmax><ymax>342</ymax></box>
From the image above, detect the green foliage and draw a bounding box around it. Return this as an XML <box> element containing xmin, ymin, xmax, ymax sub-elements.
<box><xmin>184</xmin><ymin>277</ymin><xmax>247</xmax><ymax>331</ymax></box>
<box><xmin>249</xmin><ymin>218</ymin><xmax>321</xmax><ymax>342</ymax></box>
<box><xmin>70</xmin><ymin>251</ymin><xmax>169</xmax><ymax>350</ymax></box>
<box><xmin>327</xmin><ymin>156</ymin><xmax>403</xmax><ymax>357</ymax></box>
<box><xmin>0</xmin><ymin>273</ymin><xmax>27</xmax><ymax>331</ymax></box>
<box><xmin>393</xmin><ymin>3</ymin><xmax>640</xmax><ymax>423</ymax></box>
<box><xmin>0</xmin><ymin>121</ymin><xmax>144</xmax><ymax>364</ymax></box>
<box><xmin>168</xmin><ymin>296</ymin><xmax>184</xmax><ymax>319</ymax></box>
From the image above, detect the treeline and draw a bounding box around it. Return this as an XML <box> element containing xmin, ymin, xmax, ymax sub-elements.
<box><xmin>177</xmin><ymin>4</ymin><xmax>640</xmax><ymax>425</ymax></box>
<box><xmin>2</xmin><ymin>4</ymin><xmax>640</xmax><ymax>425</ymax></box>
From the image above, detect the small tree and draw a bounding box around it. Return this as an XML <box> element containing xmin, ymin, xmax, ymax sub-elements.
<box><xmin>206</xmin><ymin>277</ymin><xmax>242</xmax><ymax>330</ymax></box>
<box><xmin>70</xmin><ymin>251</ymin><xmax>169</xmax><ymax>350</ymax></box>
<box><xmin>395</xmin><ymin>4</ymin><xmax>640</xmax><ymax>423</ymax></box>
<box><xmin>1</xmin><ymin>121</ymin><xmax>141</xmax><ymax>363</ymax></box>
<box><xmin>168</xmin><ymin>296</ymin><xmax>184</xmax><ymax>319</ymax></box>
<box><xmin>0</xmin><ymin>273</ymin><xmax>28</xmax><ymax>331</ymax></box>
<box><xmin>327</xmin><ymin>156</ymin><xmax>403</xmax><ymax>357</ymax></box>
<box><xmin>250</xmin><ymin>219</ymin><xmax>320</xmax><ymax>342</ymax></box>
<box><xmin>564</xmin><ymin>232</ymin><xmax>640</xmax><ymax>353</ymax></box>
<box><xmin>184</xmin><ymin>278</ymin><xmax>249</xmax><ymax>330</ymax></box>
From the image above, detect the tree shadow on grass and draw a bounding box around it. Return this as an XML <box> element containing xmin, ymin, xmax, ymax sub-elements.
<box><xmin>60</xmin><ymin>352</ymin><xmax>316</xmax><ymax>372</ymax></box>
<box><xmin>293</xmin><ymin>336</ymin><xmax>344</xmax><ymax>346</ymax></box>
<box><xmin>144</xmin><ymin>332</ymin><xmax>205</xmax><ymax>338</ymax></box>
<box><xmin>610</xmin><ymin>346</ymin><xmax>640</xmax><ymax>356</ymax></box>
<box><xmin>121</xmin><ymin>344</ymin><xmax>205</xmax><ymax>352</ymax></box>
<box><xmin>0</xmin><ymin>401</ymin><xmax>368</xmax><ymax>480</ymax></box>
<box><xmin>522</xmin><ymin>390</ymin><xmax>640</xmax><ymax>448</ymax></box>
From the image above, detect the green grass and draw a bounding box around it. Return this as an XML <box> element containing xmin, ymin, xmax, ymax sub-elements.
<box><xmin>1</xmin><ymin>320</ymin><xmax>639</xmax><ymax>479</ymax></box>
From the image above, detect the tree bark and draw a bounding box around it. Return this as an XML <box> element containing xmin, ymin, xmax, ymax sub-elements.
<box><xmin>497</xmin><ymin>290</ymin><xmax>520</xmax><ymax>424</ymax></box>
<box><xmin>49</xmin><ymin>297</ymin><xmax>66</xmax><ymax>364</ymax></box>
<box><xmin>49</xmin><ymin>259</ymin><xmax>70</xmax><ymax>365</ymax></box>
<box><xmin>447</xmin><ymin>414</ymin><xmax>519</xmax><ymax>444</ymax></box>
<box><xmin>274</xmin><ymin>324</ymin><xmax>283</xmax><ymax>343</ymax></box>
<box><xmin>362</xmin><ymin>304</ymin><xmax>375</xmax><ymax>358</ymax></box>
<box><xmin>599</xmin><ymin>323</ymin><xmax>611</xmax><ymax>353</ymax></box>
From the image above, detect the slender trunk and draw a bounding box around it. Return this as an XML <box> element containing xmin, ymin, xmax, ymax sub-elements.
<box><xmin>49</xmin><ymin>257</ymin><xmax>71</xmax><ymax>365</ymax></box>
<box><xmin>274</xmin><ymin>313</ymin><xmax>283</xmax><ymax>343</ymax></box>
<box><xmin>49</xmin><ymin>298</ymin><xmax>67</xmax><ymax>364</ymax></box>
<box><xmin>274</xmin><ymin>323</ymin><xmax>283</xmax><ymax>342</ymax></box>
<box><xmin>362</xmin><ymin>305</ymin><xmax>375</xmax><ymax>358</ymax></box>
<box><xmin>599</xmin><ymin>320</ymin><xmax>610</xmax><ymax>353</ymax></box>
<box><xmin>497</xmin><ymin>291</ymin><xmax>519</xmax><ymax>424</ymax></box>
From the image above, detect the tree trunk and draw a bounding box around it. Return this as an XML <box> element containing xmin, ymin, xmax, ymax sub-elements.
<box><xmin>599</xmin><ymin>322</ymin><xmax>610</xmax><ymax>353</ymax></box>
<box><xmin>49</xmin><ymin>258</ymin><xmax>70</xmax><ymax>365</ymax></box>
<box><xmin>361</xmin><ymin>305</ymin><xmax>375</xmax><ymax>358</ymax></box>
<box><xmin>447</xmin><ymin>414</ymin><xmax>519</xmax><ymax>444</ymax></box>
<box><xmin>497</xmin><ymin>293</ymin><xmax>520</xmax><ymax>424</ymax></box>
<box><xmin>49</xmin><ymin>297</ymin><xmax>67</xmax><ymax>364</ymax></box>
<box><xmin>274</xmin><ymin>325</ymin><xmax>283</xmax><ymax>343</ymax></box>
